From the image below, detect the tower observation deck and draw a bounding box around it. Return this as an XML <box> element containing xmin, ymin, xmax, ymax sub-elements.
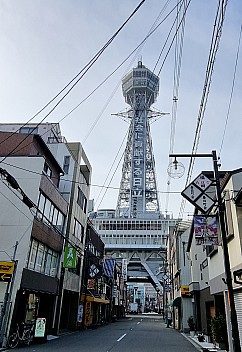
<box><xmin>92</xmin><ymin>62</ymin><xmax>176</xmax><ymax>299</ymax></box>
<box><xmin>116</xmin><ymin>60</ymin><xmax>160</xmax><ymax>219</ymax></box>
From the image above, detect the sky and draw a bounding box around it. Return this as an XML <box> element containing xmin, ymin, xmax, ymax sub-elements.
<box><xmin>0</xmin><ymin>0</ymin><xmax>242</xmax><ymax>220</ymax></box>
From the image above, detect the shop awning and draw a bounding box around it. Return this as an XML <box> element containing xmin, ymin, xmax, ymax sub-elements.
<box><xmin>172</xmin><ymin>296</ymin><xmax>181</xmax><ymax>307</ymax></box>
<box><xmin>81</xmin><ymin>294</ymin><xmax>110</xmax><ymax>304</ymax></box>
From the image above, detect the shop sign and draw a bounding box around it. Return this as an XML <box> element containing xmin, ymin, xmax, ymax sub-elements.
<box><xmin>234</xmin><ymin>269</ymin><xmax>242</xmax><ymax>285</ymax></box>
<box><xmin>34</xmin><ymin>318</ymin><xmax>46</xmax><ymax>337</ymax></box>
<box><xmin>122</xmin><ymin>259</ymin><xmax>128</xmax><ymax>281</ymax></box>
<box><xmin>181</xmin><ymin>173</ymin><xmax>215</xmax><ymax>213</ymax></box>
<box><xmin>77</xmin><ymin>303</ymin><xmax>83</xmax><ymax>323</ymax></box>
<box><xmin>63</xmin><ymin>247</ymin><xmax>77</xmax><ymax>268</ymax></box>
<box><xmin>0</xmin><ymin>261</ymin><xmax>15</xmax><ymax>282</ymax></box>
<box><xmin>87</xmin><ymin>279</ymin><xmax>95</xmax><ymax>289</ymax></box>
<box><xmin>84</xmin><ymin>301</ymin><xmax>92</xmax><ymax>327</ymax></box>
<box><xmin>181</xmin><ymin>286</ymin><xmax>192</xmax><ymax>297</ymax></box>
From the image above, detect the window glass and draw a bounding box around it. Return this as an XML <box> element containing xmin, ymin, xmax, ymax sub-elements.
<box><xmin>77</xmin><ymin>187</ymin><xmax>87</xmax><ymax>213</ymax></box>
<box><xmin>27</xmin><ymin>239</ymin><xmax>59</xmax><ymax>277</ymax></box>
<box><xmin>44</xmin><ymin>198</ymin><xmax>51</xmax><ymax>222</ymax></box>
<box><xmin>29</xmin><ymin>240</ymin><xmax>38</xmax><ymax>269</ymax></box>
<box><xmin>52</xmin><ymin>208</ymin><xmax>58</xmax><ymax>226</ymax></box>
<box><xmin>19</xmin><ymin>127</ymin><xmax>38</xmax><ymax>134</ymax></box>
<box><xmin>63</xmin><ymin>156</ymin><xmax>70</xmax><ymax>174</ymax></box>
<box><xmin>35</xmin><ymin>243</ymin><xmax>45</xmax><ymax>272</ymax></box>
<box><xmin>50</xmin><ymin>253</ymin><xmax>58</xmax><ymax>277</ymax></box>
<box><xmin>56</xmin><ymin>211</ymin><xmax>64</xmax><ymax>227</ymax></box>
<box><xmin>38</xmin><ymin>193</ymin><xmax>45</xmax><ymax>215</ymax></box>
<box><xmin>45</xmin><ymin>249</ymin><xmax>52</xmax><ymax>276</ymax></box>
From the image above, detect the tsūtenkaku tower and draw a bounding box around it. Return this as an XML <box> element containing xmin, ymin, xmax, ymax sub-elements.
<box><xmin>92</xmin><ymin>62</ymin><xmax>176</xmax><ymax>303</ymax></box>
<box><xmin>116</xmin><ymin>61</ymin><xmax>160</xmax><ymax>219</ymax></box>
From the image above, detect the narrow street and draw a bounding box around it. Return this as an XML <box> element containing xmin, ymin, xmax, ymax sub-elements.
<box><xmin>5</xmin><ymin>316</ymin><xmax>200</xmax><ymax>352</ymax></box>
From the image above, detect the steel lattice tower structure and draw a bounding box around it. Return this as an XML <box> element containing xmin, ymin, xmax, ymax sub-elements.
<box><xmin>92</xmin><ymin>62</ymin><xmax>177</xmax><ymax>307</ymax></box>
<box><xmin>116</xmin><ymin>61</ymin><xmax>160</xmax><ymax>219</ymax></box>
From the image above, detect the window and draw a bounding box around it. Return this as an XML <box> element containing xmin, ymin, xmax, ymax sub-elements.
<box><xmin>27</xmin><ymin>239</ymin><xmax>59</xmax><ymax>277</ymax></box>
<box><xmin>77</xmin><ymin>187</ymin><xmax>87</xmax><ymax>213</ymax></box>
<box><xmin>35</xmin><ymin>243</ymin><xmax>45</xmax><ymax>273</ymax></box>
<box><xmin>19</xmin><ymin>127</ymin><xmax>38</xmax><ymax>134</ymax></box>
<box><xmin>37</xmin><ymin>191</ymin><xmax>66</xmax><ymax>233</ymax></box>
<box><xmin>63</xmin><ymin>156</ymin><xmax>70</xmax><ymax>174</ymax></box>
<box><xmin>73</xmin><ymin>218</ymin><xmax>84</xmax><ymax>242</ymax></box>
<box><xmin>43</xmin><ymin>162</ymin><xmax>52</xmax><ymax>178</ymax></box>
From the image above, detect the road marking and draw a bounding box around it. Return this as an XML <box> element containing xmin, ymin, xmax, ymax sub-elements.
<box><xmin>117</xmin><ymin>333</ymin><xmax>127</xmax><ymax>342</ymax></box>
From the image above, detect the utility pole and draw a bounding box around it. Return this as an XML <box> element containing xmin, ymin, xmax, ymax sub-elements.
<box><xmin>169</xmin><ymin>150</ymin><xmax>241</xmax><ymax>352</ymax></box>
<box><xmin>0</xmin><ymin>241</ymin><xmax>18</xmax><ymax>348</ymax></box>
<box><xmin>212</xmin><ymin>150</ymin><xmax>240</xmax><ymax>351</ymax></box>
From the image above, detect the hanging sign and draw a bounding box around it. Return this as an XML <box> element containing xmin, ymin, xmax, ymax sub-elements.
<box><xmin>194</xmin><ymin>216</ymin><xmax>218</xmax><ymax>246</ymax></box>
<box><xmin>122</xmin><ymin>259</ymin><xmax>128</xmax><ymax>281</ymax></box>
<box><xmin>63</xmin><ymin>247</ymin><xmax>77</xmax><ymax>268</ymax></box>
<box><xmin>0</xmin><ymin>261</ymin><xmax>15</xmax><ymax>282</ymax></box>
<box><xmin>181</xmin><ymin>173</ymin><xmax>215</xmax><ymax>213</ymax></box>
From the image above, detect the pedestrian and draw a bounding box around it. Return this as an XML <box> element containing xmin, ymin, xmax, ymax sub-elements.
<box><xmin>166</xmin><ymin>307</ymin><xmax>172</xmax><ymax>328</ymax></box>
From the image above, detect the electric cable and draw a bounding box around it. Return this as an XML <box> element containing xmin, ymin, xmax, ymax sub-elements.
<box><xmin>164</xmin><ymin>0</ymin><xmax>187</xmax><ymax>215</ymax></box>
<box><xmin>177</xmin><ymin>0</ymin><xmax>229</xmax><ymax>221</ymax></box>
<box><xmin>1</xmin><ymin>159</ymin><xmax>181</xmax><ymax>194</ymax></box>
<box><xmin>1</xmin><ymin>0</ymin><xmax>185</xmax><ymax>158</ymax></box>
<box><xmin>0</xmin><ymin>0</ymin><xmax>192</xmax><ymax>218</ymax></box>
<box><xmin>94</xmin><ymin>128</ymin><xmax>129</xmax><ymax>206</ymax></box>
<box><xmin>219</xmin><ymin>24</ymin><xmax>242</xmax><ymax>157</ymax></box>
<box><xmin>0</xmin><ymin>180</ymin><xmax>86</xmax><ymax>258</ymax></box>
<box><xmin>0</xmin><ymin>0</ymin><xmax>146</xmax><ymax>164</ymax></box>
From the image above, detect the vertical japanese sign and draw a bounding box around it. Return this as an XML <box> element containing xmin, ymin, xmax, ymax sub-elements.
<box><xmin>131</xmin><ymin>107</ymin><xmax>145</xmax><ymax>216</ymax></box>
<box><xmin>84</xmin><ymin>301</ymin><xmax>92</xmax><ymax>327</ymax></box>
<box><xmin>194</xmin><ymin>216</ymin><xmax>218</xmax><ymax>245</ymax></box>
<box><xmin>63</xmin><ymin>247</ymin><xmax>77</xmax><ymax>268</ymax></box>
<box><xmin>122</xmin><ymin>259</ymin><xmax>128</xmax><ymax>281</ymax></box>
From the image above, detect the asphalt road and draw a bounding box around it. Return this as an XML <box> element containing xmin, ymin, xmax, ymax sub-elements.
<box><xmin>5</xmin><ymin>316</ymin><xmax>200</xmax><ymax>352</ymax></box>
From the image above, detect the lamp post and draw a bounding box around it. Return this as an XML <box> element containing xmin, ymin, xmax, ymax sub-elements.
<box><xmin>169</xmin><ymin>150</ymin><xmax>240</xmax><ymax>352</ymax></box>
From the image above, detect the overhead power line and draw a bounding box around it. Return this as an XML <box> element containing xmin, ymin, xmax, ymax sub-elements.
<box><xmin>0</xmin><ymin>0</ymin><xmax>146</xmax><ymax>164</ymax></box>
<box><xmin>177</xmin><ymin>0</ymin><xmax>229</xmax><ymax>220</ymax></box>
<box><xmin>219</xmin><ymin>24</ymin><xmax>242</xmax><ymax>157</ymax></box>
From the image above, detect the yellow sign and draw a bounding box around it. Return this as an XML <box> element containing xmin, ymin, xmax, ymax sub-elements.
<box><xmin>0</xmin><ymin>261</ymin><xmax>14</xmax><ymax>275</ymax></box>
<box><xmin>181</xmin><ymin>285</ymin><xmax>189</xmax><ymax>294</ymax></box>
<box><xmin>0</xmin><ymin>262</ymin><xmax>14</xmax><ymax>281</ymax></box>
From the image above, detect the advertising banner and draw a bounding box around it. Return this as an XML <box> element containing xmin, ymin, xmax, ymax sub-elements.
<box><xmin>35</xmin><ymin>318</ymin><xmax>46</xmax><ymax>337</ymax></box>
<box><xmin>194</xmin><ymin>216</ymin><xmax>218</xmax><ymax>246</ymax></box>
<box><xmin>63</xmin><ymin>247</ymin><xmax>77</xmax><ymax>268</ymax></box>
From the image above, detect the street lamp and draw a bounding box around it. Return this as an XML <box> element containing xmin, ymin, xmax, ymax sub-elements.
<box><xmin>169</xmin><ymin>150</ymin><xmax>240</xmax><ymax>352</ymax></box>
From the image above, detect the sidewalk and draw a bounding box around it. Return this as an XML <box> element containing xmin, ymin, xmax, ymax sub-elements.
<box><xmin>182</xmin><ymin>332</ymin><xmax>227</xmax><ymax>352</ymax></box>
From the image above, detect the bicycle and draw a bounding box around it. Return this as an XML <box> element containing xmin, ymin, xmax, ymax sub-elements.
<box><xmin>7</xmin><ymin>322</ymin><xmax>34</xmax><ymax>349</ymax></box>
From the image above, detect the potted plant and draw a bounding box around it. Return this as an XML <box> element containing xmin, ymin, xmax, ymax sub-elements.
<box><xmin>210</xmin><ymin>315</ymin><xmax>228</xmax><ymax>350</ymax></box>
<box><xmin>187</xmin><ymin>316</ymin><xmax>196</xmax><ymax>337</ymax></box>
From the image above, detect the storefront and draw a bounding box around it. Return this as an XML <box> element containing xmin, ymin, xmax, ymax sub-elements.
<box><xmin>10</xmin><ymin>268</ymin><xmax>58</xmax><ymax>335</ymax></box>
<box><xmin>81</xmin><ymin>295</ymin><xmax>110</xmax><ymax>328</ymax></box>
